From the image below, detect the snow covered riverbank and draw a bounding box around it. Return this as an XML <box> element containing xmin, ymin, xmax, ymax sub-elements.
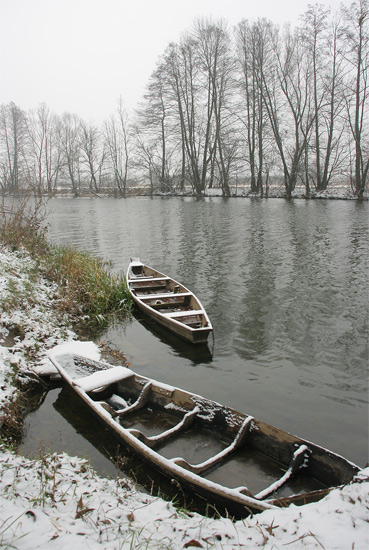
<box><xmin>0</xmin><ymin>246</ymin><xmax>368</xmax><ymax>549</ymax></box>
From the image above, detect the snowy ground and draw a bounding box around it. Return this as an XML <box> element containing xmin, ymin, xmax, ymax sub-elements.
<box><xmin>0</xmin><ymin>245</ymin><xmax>368</xmax><ymax>549</ymax></box>
<box><xmin>205</xmin><ymin>184</ymin><xmax>369</xmax><ymax>200</ymax></box>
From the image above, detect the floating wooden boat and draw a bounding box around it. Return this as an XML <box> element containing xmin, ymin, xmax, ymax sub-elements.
<box><xmin>126</xmin><ymin>259</ymin><xmax>212</xmax><ymax>344</ymax></box>
<box><xmin>48</xmin><ymin>350</ymin><xmax>361</xmax><ymax>517</ymax></box>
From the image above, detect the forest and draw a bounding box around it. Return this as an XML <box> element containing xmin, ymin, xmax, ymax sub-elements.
<box><xmin>0</xmin><ymin>0</ymin><xmax>368</xmax><ymax>199</ymax></box>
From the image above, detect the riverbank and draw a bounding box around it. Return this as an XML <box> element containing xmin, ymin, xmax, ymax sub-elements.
<box><xmin>0</xmin><ymin>245</ymin><xmax>368</xmax><ymax>549</ymax></box>
<box><xmin>37</xmin><ymin>180</ymin><xmax>369</xmax><ymax>200</ymax></box>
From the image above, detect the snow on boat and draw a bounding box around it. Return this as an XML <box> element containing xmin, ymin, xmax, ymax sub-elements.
<box><xmin>48</xmin><ymin>350</ymin><xmax>361</xmax><ymax>517</ymax></box>
<box><xmin>126</xmin><ymin>258</ymin><xmax>213</xmax><ymax>344</ymax></box>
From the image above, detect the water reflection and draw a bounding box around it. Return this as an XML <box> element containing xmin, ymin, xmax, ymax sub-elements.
<box><xmin>132</xmin><ymin>312</ymin><xmax>214</xmax><ymax>363</ymax></box>
<box><xmin>53</xmin><ymin>386</ymin><xmax>126</xmax><ymax>477</ymax></box>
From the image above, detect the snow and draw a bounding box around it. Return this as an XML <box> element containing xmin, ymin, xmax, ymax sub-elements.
<box><xmin>152</xmin><ymin>380</ymin><xmax>176</xmax><ymax>393</ymax></box>
<box><xmin>204</xmin><ymin>184</ymin><xmax>369</xmax><ymax>200</ymax></box>
<box><xmin>49</xmin><ymin>341</ymin><xmax>101</xmax><ymax>362</ymax></box>
<box><xmin>254</xmin><ymin>445</ymin><xmax>309</xmax><ymax>500</ymax></box>
<box><xmin>1</xmin><ymin>245</ymin><xmax>369</xmax><ymax>549</ymax></box>
<box><xmin>72</xmin><ymin>366</ymin><xmax>133</xmax><ymax>392</ymax></box>
<box><xmin>0</xmin><ymin>447</ymin><xmax>368</xmax><ymax>549</ymax></box>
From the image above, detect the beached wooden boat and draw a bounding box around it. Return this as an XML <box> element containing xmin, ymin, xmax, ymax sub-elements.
<box><xmin>48</xmin><ymin>350</ymin><xmax>361</xmax><ymax>517</ymax></box>
<box><xmin>126</xmin><ymin>259</ymin><xmax>212</xmax><ymax>344</ymax></box>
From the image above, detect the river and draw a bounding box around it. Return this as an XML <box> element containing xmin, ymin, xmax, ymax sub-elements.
<box><xmin>21</xmin><ymin>197</ymin><xmax>369</xmax><ymax>477</ymax></box>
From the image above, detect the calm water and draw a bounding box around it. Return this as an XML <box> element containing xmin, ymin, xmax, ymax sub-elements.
<box><xmin>21</xmin><ymin>197</ymin><xmax>369</xmax><ymax>473</ymax></box>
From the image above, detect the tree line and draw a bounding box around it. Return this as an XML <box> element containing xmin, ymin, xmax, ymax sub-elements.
<box><xmin>1</xmin><ymin>1</ymin><xmax>368</xmax><ymax>199</ymax></box>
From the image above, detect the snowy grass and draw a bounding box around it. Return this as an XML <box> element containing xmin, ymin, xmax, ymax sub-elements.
<box><xmin>0</xmin><ymin>248</ymin><xmax>74</xmax><ymax>368</ymax></box>
<box><xmin>0</xmin><ymin>444</ymin><xmax>368</xmax><ymax>550</ymax></box>
<box><xmin>0</xmin><ymin>246</ymin><xmax>76</xmax><ymax>442</ymax></box>
<box><xmin>0</xmin><ymin>197</ymin><xmax>132</xmax><ymax>327</ymax></box>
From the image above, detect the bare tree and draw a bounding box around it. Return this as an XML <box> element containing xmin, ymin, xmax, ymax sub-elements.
<box><xmin>134</xmin><ymin>59</ymin><xmax>176</xmax><ymax>192</ymax></box>
<box><xmin>196</xmin><ymin>19</ymin><xmax>236</xmax><ymax>196</ymax></box>
<box><xmin>27</xmin><ymin>103</ymin><xmax>61</xmax><ymax>196</ymax></box>
<box><xmin>299</xmin><ymin>6</ymin><xmax>346</xmax><ymax>192</ymax></box>
<box><xmin>132</xmin><ymin>127</ymin><xmax>156</xmax><ymax>193</ymax></box>
<box><xmin>166</xmin><ymin>38</ymin><xmax>205</xmax><ymax>196</ymax></box>
<box><xmin>79</xmin><ymin>120</ymin><xmax>105</xmax><ymax>194</ymax></box>
<box><xmin>57</xmin><ymin>113</ymin><xmax>81</xmax><ymax>196</ymax></box>
<box><xmin>104</xmin><ymin>99</ymin><xmax>131</xmax><ymax>196</ymax></box>
<box><xmin>162</xmin><ymin>19</ymin><xmax>235</xmax><ymax>196</ymax></box>
<box><xmin>192</xmin><ymin>19</ymin><xmax>221</xmax><ymax>193</ymax></box>
<box><xmin>0</xmin><ymin>102</ymin><xmax>29</xmax><ymax>193</ymax></box>
<box><xmin>260</xmin><ymin>26</ymin><xmax>315</xmax><ymax>197</ymax></box>
<box><xmin>340</xmin><ymin>0</ymin><xmax>369</xmax><ymax>195</ymax></box>
<box><xmin>235</xmin><ymin>19</ymin><xmax>274</xmax><ymax>196</ymax></box>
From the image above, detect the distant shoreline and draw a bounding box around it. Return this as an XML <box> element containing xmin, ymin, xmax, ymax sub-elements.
<box><xmin>45</xmin><ymin>186</ymin><xmax>369</xmax><ymax>201</ymax></box>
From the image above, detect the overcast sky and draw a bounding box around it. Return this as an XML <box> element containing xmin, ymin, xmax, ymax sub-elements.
<box><xmin>2</xmin><ymin>0</ymin><xmax>343</xmax><ymax>124</ymax></box>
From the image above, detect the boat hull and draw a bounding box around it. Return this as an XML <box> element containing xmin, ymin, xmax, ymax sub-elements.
<box><xmin>130</xmin><ymin>294</ymin><xmax>212</xmax><ymax>344</ymax></box>
<box><xmin>47</xmin><ymin>351</ymin><xmax>361</xmax><ymax>518</ymax></box>
<box><xmin>126</xmin><ymin>259</ymin><xmax>213</xmax><ymax>344</ymax></box>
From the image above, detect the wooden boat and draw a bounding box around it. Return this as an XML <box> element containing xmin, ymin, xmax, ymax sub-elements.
<box><xmin>126</xmin><ymin>259</ymin><xmax>212</xmax><ymax>344</ymax></box>
<box><xmin>48</xmin><ymin>350</ymin><xmax>361</xmax><ymax>517</ymax></box>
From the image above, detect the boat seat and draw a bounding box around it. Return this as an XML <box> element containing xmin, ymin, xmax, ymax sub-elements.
<box><xmin>127</xmin><ymin>406</ymin><xmax>200</xmax><ymax>449</ymax></box>
<box><xmin>163</xmin><ymin>310</ymin><xmax>204</xmax><ymax>318</ymax></box>
<box><xmin>130</xmin><ymin>279</ymin><xmax>170</xmax><ymax>291</ymax></box>
<box><xmin>115</xmin><ymin>381</ymin><xmax>152</xmax><ymax>417</ymax></box>
<box><xmin>171</xmin><ymin>415</ymin><xmax>254</xmax><ymax>474</ymax></box>
<box><xmin>147</xmin><ymin>302</ymin><xmax>191</xmax><ymax>311</ymax></box>
<box><xmin>140</xmin><ymin>292</ymin><xmax>191</xmax><ymax>302</ymax></box>
<box><xmin>252</xmin><ymin>444</ymin><xmax>310</xmax><ymax>500</ymax></box>
<box><xmin>73</xmin><ymin>366</ymin><xmax>134</xmax><ymax>393</ymax></box>
<box><xmin>132</xmin><ymin>284</ymin><xmax>168</xmax><ymax>293</ymax></box>
<box><xmin>130</xmin><ymin>276</ymin><xmax>170</xmax><ymax>282</ymax></box>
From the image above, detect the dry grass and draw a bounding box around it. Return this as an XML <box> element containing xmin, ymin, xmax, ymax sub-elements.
<box><xmin>0</xmin><ymin>389</ymin><xmax>26</xmax><ymax>444</ymax></box>
<box><xmin>46</xmin><ymin>245</ymin><xmax>132</xmax><ymax>323</ymax></box>
<box><xmin>0</xmin><ymin>195</ymin><xmax>132</xmax><ymax>326</ymax></box>
<box><xmin>0</xmin><ymin>195</ymin><xmax>49</xmax><ymax>255</ymax></box>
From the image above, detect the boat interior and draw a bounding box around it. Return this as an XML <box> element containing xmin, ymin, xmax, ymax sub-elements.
<box><xmin>128</xmin><ymin>265</ymin><xmax>209</xmax><ymax>329</ymax></box>
<box><xmin>66</xmin><ymin>356</ymin><xmax>336</xmax><ymax>505</ymax></box>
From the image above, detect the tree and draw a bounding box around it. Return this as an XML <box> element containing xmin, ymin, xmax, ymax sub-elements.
<box><xmin>135</xmin><ymin>59</ymin><xmax>176</xmax><ymax>193</ymax></box>
<box><xmin>162</xmin><ymin>19</ymin><xmax>236</xmax><ymax>197</ymax></box>
<box><xmin>79</xmin><ymin>120</ymin><xmax>105</xmax><ymax>194</ymax></box>
<box><xmin>57</xmin><ymin>113</ymin><xmax>81</xmax><ymax>196</ymax></box>
<box><xmin>300</xmin><ymin>5</ymin><xmax>346</xmax><ymax>192</ymax></box>
<box><xmin>196</xmin><ymin>19</ymin><xmax>236</xmax><ymax>196</ymax></box>
<box><xmin>340</xmin><ymin>0</ymin><xmax>369</xmax><ymax>195</ymax></box>
<box><xmin>260</xmin><ymin>26</ymin><xmax>315</xmax><ymax>197</ymax></box>
<box><xmin>27</xmin><ymin>103</ymin><xmax>61</xmax><ymax>196</ymax></box>
<box><xmin>235</xmin><ymin>19</ymin><xmax>274</xmax><ymax>196</ymax></box>
<box><xmin>166</xmin><ymin>38</ymin><xmax>205</xmax><ymax>196</ymax></box>
<box><xmin>104</xmin><ymin>100</ymin><xmax>131</xmax><ymax>196</ymax></box>
<box><xmin>0</xmin><ymin>103</ymin><xmax>28</xmax><ymax>193</ymax></box>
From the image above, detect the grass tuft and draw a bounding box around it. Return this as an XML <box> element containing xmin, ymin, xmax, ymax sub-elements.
<box><xmin>46</xmin><ymin>245</ymin><xmax>132</xmax><ymax>324</ymax></box>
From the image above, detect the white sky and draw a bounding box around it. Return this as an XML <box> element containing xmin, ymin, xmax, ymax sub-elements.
<box><xmin>1</xmin><ymin>0</ymin><xmax>343</xmax><ymax>124</ymax></box>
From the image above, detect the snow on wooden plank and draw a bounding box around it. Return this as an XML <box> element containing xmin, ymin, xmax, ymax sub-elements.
<box><xmin>74</xmin><ymin>366</ymin><xmax>133</xmax><ymax>392</ymax></box>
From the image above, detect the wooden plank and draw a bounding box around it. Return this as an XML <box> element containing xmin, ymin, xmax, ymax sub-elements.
<box><xmin>140</xmin><ymin>292</ymin><xmax>191</xmax><ymax>301</ymax></box>
<box><xmin>163</xmin><ymin>310</ymin><xmax>204</xmax><ymax>318</ymax></box>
